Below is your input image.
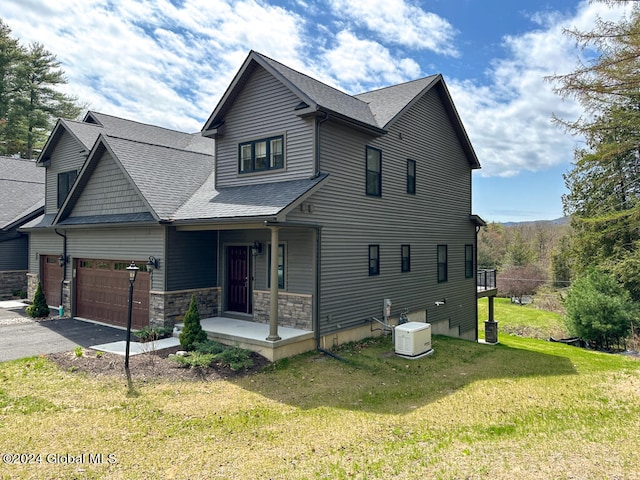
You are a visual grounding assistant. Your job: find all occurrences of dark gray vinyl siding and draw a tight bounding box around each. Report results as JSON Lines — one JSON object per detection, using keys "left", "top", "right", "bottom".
{"left": 65, "top": 226, "right": 166, "bottom": 290}
{"left": 69, "top": 152, "right": 148, "bottom": 217}
{"left": 29, "top": 231, "right": 63, "bottom": 273}
{"left": 0, "top": 236, "right": 28, "bottom": 270}
{"left": 166, "top": 228, "right": 218, "bottom": 291}
{"left": 45, "top": 131, "right": 88, "bottom": 215}
{"left": 288, "top": 87, "right": 477, "bottom": 336}
{"left": 215, "top": 65, "right": 315, "bottom": 187}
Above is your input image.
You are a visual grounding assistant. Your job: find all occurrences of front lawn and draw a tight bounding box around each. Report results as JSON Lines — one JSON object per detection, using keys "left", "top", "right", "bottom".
{"left": 1, "top": 326, "right": 639, "bottom": 479}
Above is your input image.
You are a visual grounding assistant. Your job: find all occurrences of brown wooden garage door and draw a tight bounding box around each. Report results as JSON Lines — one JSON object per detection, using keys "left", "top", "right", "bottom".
{"left": 76, "top": 259, "right": 149, "bottom": 329}
{"left": 41, "top": 255, "right": 62, "bottom": 307}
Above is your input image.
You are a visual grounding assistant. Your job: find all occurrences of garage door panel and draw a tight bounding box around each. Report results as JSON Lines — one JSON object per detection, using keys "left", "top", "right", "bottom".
{"left": 42, "top": 255, "right": 62, "bottom": 307}
{"left": 76, "top": 259, "right": 149, "bottom": 329}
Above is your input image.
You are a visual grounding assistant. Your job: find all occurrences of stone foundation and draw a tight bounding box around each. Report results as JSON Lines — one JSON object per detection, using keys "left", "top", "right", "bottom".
{"left": 253, "top": 290, "right": 312, "bottom": 330}
{"left": 0, "top": 270, "right": 28, "bottom": 297}
{"left": 27, "top": 273, "right": 39, "bottom": 302}
{"left": 149, "top": 287, "right": 220, "bottom": 329}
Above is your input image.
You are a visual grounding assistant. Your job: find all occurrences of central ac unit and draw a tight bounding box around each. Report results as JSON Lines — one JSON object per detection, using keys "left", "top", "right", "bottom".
{"left": 395, "top": 322, "right": 433, "bottom": 358}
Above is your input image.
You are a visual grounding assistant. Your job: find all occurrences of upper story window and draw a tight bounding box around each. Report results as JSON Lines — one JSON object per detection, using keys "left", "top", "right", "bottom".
{"left": 366, "top": 146, "right": 382, "bottom": 197}
{"left": 437, "top": 245, "right": 448, "bottom": 283}
{"left": 465, "top": 244, "right": 474, "bottom": 278}
{"left": 239, "top": 135, "right": 284, "bottom": 174}
{"left": 407, "top": 159, "right": 416, "bottom": 195}
{"left": 57, "top": 170, "right": 78, "bottom": 208}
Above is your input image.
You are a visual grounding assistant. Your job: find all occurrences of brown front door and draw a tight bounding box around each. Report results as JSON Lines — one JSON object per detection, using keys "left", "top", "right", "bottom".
{"left": 227, "top": 246, "right": 251, "bottom": 313}
{"left": 41, "top": 255, "right": 62, "bottom": 306}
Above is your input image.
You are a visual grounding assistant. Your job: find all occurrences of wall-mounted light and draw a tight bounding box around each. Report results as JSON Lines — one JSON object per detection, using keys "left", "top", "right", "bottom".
{"left": 58, "top": 254, "right": 68, "bottom": 267}
{"left": 434, "top": 299, "right": 446, "bottom": 307}
{"left": 147, "top": 256, "right": 159, "bottom": 272}
{"left": 251, "top": 241, "right": 263, "bottom": 256}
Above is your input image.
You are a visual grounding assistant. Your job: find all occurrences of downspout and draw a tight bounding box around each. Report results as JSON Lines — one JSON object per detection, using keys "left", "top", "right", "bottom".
{"left": 313, "top": 111, "right": 329, "bottom": 178}
{"left": 55, "top": 229, "right": 67, "bottom": 310}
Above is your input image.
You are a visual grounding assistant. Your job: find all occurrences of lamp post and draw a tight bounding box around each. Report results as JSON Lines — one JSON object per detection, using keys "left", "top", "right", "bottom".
{"left": 124, "top": 262, "right": 139, "bottom": 373}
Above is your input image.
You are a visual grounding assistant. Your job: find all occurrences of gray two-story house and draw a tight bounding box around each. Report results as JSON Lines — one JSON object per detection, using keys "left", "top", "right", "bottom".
{"left": 26, "top": 51, "right": 485, "bottom": 360}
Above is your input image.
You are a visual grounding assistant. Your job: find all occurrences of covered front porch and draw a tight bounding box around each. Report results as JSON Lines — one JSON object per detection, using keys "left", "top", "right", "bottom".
{"left": 174, "top": 316, "right": 315, "bottom": 362}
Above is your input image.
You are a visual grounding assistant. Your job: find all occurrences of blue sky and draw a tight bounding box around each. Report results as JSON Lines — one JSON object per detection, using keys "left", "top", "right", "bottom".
{"left": 0, "top": 0, "right": 633, "bottom": 222}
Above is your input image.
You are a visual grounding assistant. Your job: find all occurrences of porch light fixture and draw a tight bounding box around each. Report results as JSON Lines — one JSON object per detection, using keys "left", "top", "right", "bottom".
{"left": 124, "top": 261, "right": 139, "bottom": 378}
{"left": 146, "top": 256, "right": 159, "bottom": 271}
{"left": 251, "top": 241, "right": 263, "bottom": 256}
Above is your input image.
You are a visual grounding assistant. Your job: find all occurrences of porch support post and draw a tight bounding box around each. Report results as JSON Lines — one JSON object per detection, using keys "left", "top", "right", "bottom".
{"left": 267, "top": 226, "right": 281, "bottom": 341}
{"left": 488, "top": 295, "right": 495, "bottom": 322}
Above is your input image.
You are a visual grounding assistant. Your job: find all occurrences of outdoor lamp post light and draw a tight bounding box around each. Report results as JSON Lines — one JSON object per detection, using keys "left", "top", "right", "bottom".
{"left": 124, "top": 261, "right": 139, "bottom": 373}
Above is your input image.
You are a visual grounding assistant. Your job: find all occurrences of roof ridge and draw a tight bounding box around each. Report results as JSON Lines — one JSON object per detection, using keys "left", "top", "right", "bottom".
{"left": 355, "top": 74, "right": 439, "bottom": 97}
{"left": 103, "top": 134, "right": 213, "bottom": 156}
{"left": 253, "top": 51, "right": 369, "bottom": 106}
{"left": 89, "top": 111, "right": 200, "bottom": 135}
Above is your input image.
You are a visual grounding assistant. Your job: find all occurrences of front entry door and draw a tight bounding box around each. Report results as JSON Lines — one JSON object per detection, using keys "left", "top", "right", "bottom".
{"left": 227, "top": 246, "right": 251, "bottom": 313}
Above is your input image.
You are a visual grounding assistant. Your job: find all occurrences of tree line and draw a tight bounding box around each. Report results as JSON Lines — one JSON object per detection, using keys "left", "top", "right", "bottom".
{"left": 0, "top": 19, "right": 82, "bottom": 159}
{"left": 482, "top": 1, "right": 640, "bottom": 349}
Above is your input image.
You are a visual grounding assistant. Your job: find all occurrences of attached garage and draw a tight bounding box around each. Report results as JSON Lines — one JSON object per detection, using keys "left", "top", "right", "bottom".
{"left": 41, "top": 255, "right": 62, "bottom": 307}
{"left": 75, "top": 259, "right": 149, "bottom": 329}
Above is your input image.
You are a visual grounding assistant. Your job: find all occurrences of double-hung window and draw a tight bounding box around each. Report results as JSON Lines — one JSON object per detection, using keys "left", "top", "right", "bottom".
{"left": 437, "top": 245, "right": 448, "bottom": 283}
{"left": 369, "top": 245, "right": 380, "bottom": 276}
{"left": 239, "top": 135, "right": 284, "bottom": 173}
{"left": 366, "top": 146, "right": 382, "bottom": 196}
{"left": 57, "top": 170, "right": 78, "bottom": 208}
{"left": 407, "top": 159, "right": 416, "bottom": 194}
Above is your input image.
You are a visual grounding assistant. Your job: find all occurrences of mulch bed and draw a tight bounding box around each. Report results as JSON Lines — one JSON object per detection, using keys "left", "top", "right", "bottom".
{"left": 47, "top": 345, "right": 271, "bottom": 383}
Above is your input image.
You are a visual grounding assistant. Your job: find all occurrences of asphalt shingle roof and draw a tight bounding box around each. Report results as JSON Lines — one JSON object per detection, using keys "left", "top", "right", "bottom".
{"left": 173, "top": 174, "right": 329, "bottom": 222}
{"left": 0, "top": 157, "right": 45, "bottom": 230}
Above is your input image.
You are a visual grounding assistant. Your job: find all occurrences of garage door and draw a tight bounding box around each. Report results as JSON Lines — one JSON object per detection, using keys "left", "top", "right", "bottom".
{"left": 41, "top": 255, "right": 62, "bottom": 307}
{"left": 76, "top": 259, "right": 149, "bottom": 329}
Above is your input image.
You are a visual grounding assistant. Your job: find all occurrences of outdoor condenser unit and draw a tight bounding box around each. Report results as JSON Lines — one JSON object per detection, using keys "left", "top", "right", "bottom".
{"left": 395, "top": 322, "right": 433, "bottom": 358}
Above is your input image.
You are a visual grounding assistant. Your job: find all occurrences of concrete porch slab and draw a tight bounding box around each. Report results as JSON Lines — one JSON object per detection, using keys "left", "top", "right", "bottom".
{"left": 174, "top": 317, "right": 315, "bottom": 362}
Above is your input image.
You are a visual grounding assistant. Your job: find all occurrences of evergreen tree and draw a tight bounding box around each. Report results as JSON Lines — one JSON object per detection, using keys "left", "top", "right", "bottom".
{"left": 0, "top": 20, "right": 82, "bottom": 158}
{"left": 26, "top": 281, "right": 49, "bottom": 318}
{"left": 179, "top": 294, "right": 208, "bottom": 351}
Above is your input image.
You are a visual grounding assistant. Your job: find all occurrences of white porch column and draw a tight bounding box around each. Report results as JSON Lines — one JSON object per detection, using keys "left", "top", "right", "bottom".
{"left": 267, "top": 226, "right": 281, "bottom": 341}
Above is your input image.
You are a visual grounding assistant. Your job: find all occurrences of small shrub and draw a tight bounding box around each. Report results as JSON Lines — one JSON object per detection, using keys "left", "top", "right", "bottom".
{"left": 216, "top": 347, "right": 253, "bottom": 371}
{"left": 134, "top": 326, "right": 173, "bottom": 342}
{"left": 179, "top": 295, "right": 207, "bottom": 350}
{"left": 74, "top": 346, "right": 83, "bottom": 358}
{"left": 193, "top": 339, "right": 226, "bottom": 355}
{"left": 170, "top": 352, "right": 216, "bottom": 369}
{"left": 26, "top": 282, "right": 49, "bottom": 318}
{"left": 12, "top": 289, "right": 27, "bottom": 299}
{"left": 95, "top": 351, "right": 104, "bottom": 358}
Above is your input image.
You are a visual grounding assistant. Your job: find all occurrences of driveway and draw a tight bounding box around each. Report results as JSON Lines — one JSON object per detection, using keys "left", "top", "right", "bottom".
{"left": 0, "top": 301, "right": 129, "bottom": 362}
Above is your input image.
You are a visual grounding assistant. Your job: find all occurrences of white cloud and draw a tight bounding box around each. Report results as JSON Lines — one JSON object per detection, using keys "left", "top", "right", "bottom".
{"left": 451, "top": 0, "right": 634, "bottom": 178}
{"left": 328, "top": 0, "right": 459, "bottom": 56}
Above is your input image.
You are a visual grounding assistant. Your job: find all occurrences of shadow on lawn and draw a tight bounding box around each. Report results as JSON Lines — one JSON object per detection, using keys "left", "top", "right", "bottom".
{"left": 232, "top": 335, "right": 577, "bottom": 415}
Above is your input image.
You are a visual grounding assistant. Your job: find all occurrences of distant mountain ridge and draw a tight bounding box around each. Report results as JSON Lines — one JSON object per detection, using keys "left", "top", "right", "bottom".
{"left": 500, "top": 216, "right": 570, "bottom": 227}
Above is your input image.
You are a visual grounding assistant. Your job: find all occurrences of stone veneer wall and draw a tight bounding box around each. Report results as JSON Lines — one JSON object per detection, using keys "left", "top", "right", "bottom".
{"left": 0, "top": 270, "right": 28, "bottom": 297}
{"left": 253, "top": 290, "right": 312, "bottom": 330}
{"left": 27, "top": 273, "right": 38, "bottom": 302}
{"left": 149, "top": 287, "right": 220, "bottom": 329}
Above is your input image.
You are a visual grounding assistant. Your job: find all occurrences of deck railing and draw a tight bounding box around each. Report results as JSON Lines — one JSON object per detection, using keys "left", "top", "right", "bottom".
{"left": 477, "top": 269, "right": 497, "bottom": 291}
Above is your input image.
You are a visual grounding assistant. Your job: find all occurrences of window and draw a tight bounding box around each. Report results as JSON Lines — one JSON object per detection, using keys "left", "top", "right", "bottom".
{"left": 57, "top": 170, "right": 78, "bottom": 208}
{"left": 465, "top": 245, "right": 474, "bottom": 278}
{"left": 268, "top": 244, "right": 285, "bottom": 289}
{"left": 437, "top": 245, "right": 448, "bottom": 283}
{"left": 366, "top": 146, "right": 382, "bottom": 196}
{"left": 407, "top": 159, "right": 416, "bottom": 194}
{"left": 369, "top": 245, "right": 380, "bottom": 276}
{"left": 238, "top": 135, "right": 284, "bottom": 173}
{"left": 401, "top": 245, "right": 411, "bottom": 272}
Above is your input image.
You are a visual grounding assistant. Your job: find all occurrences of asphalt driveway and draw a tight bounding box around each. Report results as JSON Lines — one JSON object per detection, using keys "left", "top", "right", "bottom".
{"left": 0, "top": 301, "right": 129, "bottom": 362}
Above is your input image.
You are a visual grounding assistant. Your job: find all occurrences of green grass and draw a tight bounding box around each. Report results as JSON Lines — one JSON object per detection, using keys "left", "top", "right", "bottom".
{"left": 479, "top": 296, "right": 567, "bottom": 339}
{"left": 1, "top": 308, "right": 639, "bottom": 479}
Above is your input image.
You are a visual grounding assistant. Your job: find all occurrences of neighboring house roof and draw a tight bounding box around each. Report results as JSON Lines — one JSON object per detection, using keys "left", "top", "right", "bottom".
{"left": 55, "top": 134, "right": 215, "bottom": 224}
{"left": 202, "top": 50, "right": 480, "bottom": 169}
{"left": 0, "top": 156, "right": 45, "bottom": 231}
{"left": 173, "top": 174, "right": 329, "bottom": 223}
